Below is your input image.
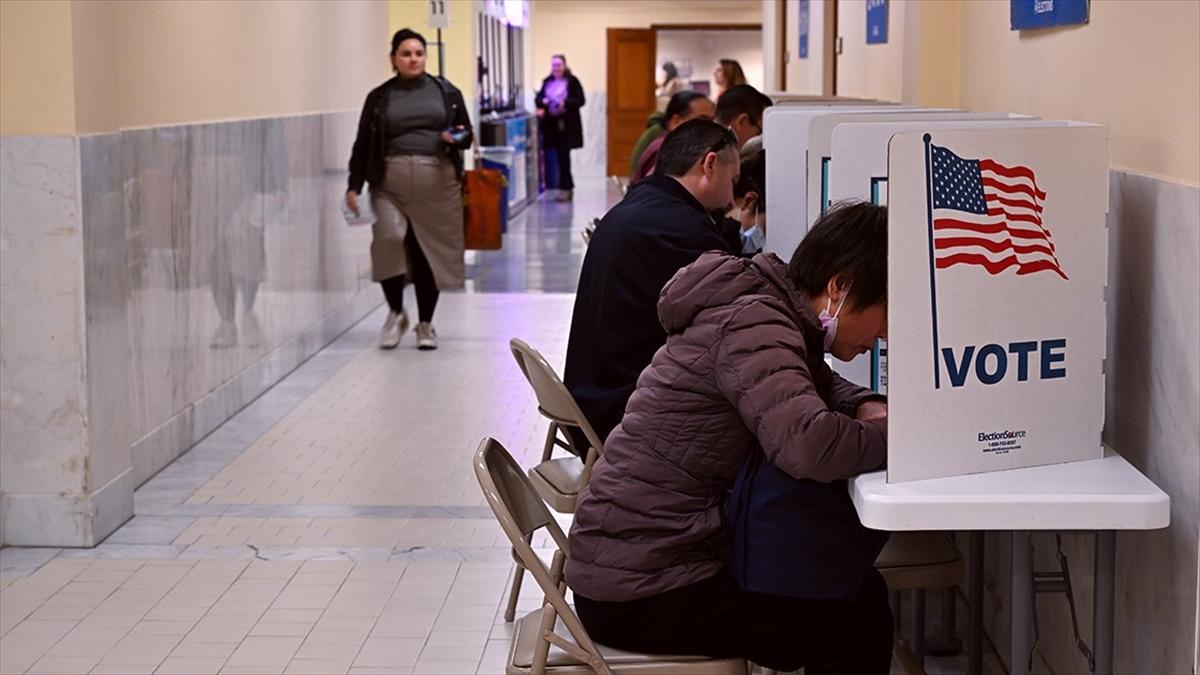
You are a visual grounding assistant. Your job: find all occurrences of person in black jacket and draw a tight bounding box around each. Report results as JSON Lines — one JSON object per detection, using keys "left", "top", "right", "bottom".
{"left": 563, "top": 120, "right": 743, "bottom": 447}
{"left": 346, "top": 28, "right": 473, "bottom": 351}
{"left": 535, "top": 55, "right": 585, "bottom": 202}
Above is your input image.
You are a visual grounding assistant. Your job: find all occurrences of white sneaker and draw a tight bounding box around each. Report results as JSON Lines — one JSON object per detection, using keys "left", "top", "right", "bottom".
{"left": 379, "top": 310, "right": 409, "bottom": 349}
{"left": 415, "top": 322, "right": 437, "bottom": 350}
{"left": 241, "top": 311, "right": 263, "bottom": 348}
{"left": 210, "top": 320, "right": 237, "bottom": 349}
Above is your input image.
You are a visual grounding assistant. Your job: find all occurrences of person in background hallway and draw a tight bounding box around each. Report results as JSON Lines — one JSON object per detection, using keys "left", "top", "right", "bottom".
{"left": 630, "top": 91, "right": 715, "bottom": 182}
{"left": 716, "top": 84, "right": 772, "bottom": 147}
{"left": 564, "top": 121, "right": 743, "bottom": 446}
{"left": 567, "top": 203, "right": 892, "bottom": 674}
{"left": 346, "top": 28, "right": 473, "bottom": 351}
{"left": 713, "top": 58, "right": 747, "bottom": 100}
{"left": 536, "top": 54, "right": 585, "bottom": 202}
{"left": 633, "top": 85, "right": 770, "bottom": 182}
{"left": 656, "top": 61, "right": 685, "bottom": 112}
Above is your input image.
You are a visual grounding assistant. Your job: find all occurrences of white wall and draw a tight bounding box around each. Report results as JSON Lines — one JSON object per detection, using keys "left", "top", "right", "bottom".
{"left": 657, "top": 30, "right": 764, "bottom": 94}
{"left": 784, "top": 0, "right": 829, "bottom": 95}
{"left": 834, "top": 0, "right": 905, "bottom": 102}
{"left": 529, "top": 0, "right": 761, "bottom": 98}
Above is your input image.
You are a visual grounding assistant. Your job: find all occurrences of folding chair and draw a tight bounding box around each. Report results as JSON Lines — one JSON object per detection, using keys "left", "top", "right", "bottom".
{"left": 503, "top": 338, "right": 606, "bottom": 621}
{"left": 473, "top": 437, "right": 749, "bottom": 675}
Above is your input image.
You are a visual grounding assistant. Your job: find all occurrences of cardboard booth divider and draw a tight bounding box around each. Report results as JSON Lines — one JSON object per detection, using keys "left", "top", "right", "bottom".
{"left": 819, "top": 116, "right": 1055, "bottom": 389}
{"left": 806, "top": 112, "right": 1035, "bottom": 227}
{"left": 885, "top": 125, "right": 1108, "bottom": 482}
{"left": 763, "top": 103, "right": 910, "bottom": 259}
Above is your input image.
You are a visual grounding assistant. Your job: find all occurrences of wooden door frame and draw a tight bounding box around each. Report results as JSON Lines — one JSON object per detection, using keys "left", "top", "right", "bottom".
{"left": 649, "top": 23, "right": 763, "bottom": 32}
{"left": 825, "top": 0, "right": 838, "bottom": 96}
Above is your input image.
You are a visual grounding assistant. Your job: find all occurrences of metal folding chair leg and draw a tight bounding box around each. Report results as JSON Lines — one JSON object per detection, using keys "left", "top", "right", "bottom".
{"left": 504, "top": 563, "right": 524, "bottom": 622}
{"left": 910, "top": 589, "right": 927, "bottom": 663}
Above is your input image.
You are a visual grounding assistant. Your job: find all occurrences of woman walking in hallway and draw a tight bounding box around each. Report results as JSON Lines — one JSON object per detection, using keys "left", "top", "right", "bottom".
{"left": 536, "top": 54, "right": 585, "bottom": 202}
{"left": 346, "top": 28, "right": 473, "bottom": 351}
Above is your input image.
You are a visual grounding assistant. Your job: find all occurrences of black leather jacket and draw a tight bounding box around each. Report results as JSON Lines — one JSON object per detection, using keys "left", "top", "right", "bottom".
{"left": 347, "top": 74, "right": 474, "bottom": 193}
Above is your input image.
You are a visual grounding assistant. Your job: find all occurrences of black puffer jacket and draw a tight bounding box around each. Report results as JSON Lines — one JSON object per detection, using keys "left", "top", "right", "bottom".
{"left": 347, "top": 74, "right": 473, "bottom": 192}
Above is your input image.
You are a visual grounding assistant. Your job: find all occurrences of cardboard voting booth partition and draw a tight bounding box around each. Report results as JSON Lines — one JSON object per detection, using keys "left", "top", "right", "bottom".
{"left": 807, "top": 112, "right": 1034, "bottom": 227}
{"left": 804, "top": 111, "right": 1026, "bottom": 388}
{"left": 885, "top": 126, "right": 1109, "bottom": 482}
{"left": 825, "top": 117, "right": 1062, "bottom": 391}
{"left": 763, "top": 102, "right": 909, "bottom": 259}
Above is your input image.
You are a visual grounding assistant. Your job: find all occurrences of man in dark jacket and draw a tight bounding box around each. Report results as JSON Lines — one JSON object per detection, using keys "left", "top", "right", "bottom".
{"left": 564, "top": 120, "right": 743, "bottom": 446}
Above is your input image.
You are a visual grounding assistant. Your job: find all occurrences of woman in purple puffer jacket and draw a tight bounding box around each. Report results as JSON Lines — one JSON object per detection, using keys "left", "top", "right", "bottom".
{"left": 565, "top": 202, "right": 892, "bottom": 674}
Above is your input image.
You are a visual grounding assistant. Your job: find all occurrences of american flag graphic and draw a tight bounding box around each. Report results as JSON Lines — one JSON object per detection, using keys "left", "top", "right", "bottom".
{"left": 929, "top": 143, "right": 1067, "bottom": 279}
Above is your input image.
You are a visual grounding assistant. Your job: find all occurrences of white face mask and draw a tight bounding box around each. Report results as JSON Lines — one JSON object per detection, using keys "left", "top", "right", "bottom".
{"left": 818, "top": 290, "right": 849, "bottom": 352}
{"left": 740, "top": 224, "right": 764, "bottom": 254}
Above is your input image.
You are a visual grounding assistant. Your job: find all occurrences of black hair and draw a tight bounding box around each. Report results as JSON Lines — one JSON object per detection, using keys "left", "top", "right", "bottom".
{"left": 391, "top": 29, "right": 427, "bottom": 54}
{"left": 715, "top": 84, "right": 773, "bottom": 127}
{"left": 734, "top": 149, "right": 765, "bottom": 201}
{"left": 787, "top": 201, "right": 888, "bottom": 310}
{"left": 661, "top": 91, "right": 709, "bottom": 128}
{"left": 662, "top": 61, "right": 678, "bottom": 82}
{"left": 653, "top": 119, "right": 739, "bottom": 178}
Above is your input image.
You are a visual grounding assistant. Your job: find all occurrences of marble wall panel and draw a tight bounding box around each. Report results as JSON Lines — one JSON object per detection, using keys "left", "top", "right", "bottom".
{"left": 109, "top": 111, "right": 376, "bottom": 483}
{"left": 79, "top": 133, "right": 133, "bottom": 493}
{"left": 0, "top": 135, "right": 91, "bottom": 545}
{"left": 576, "top": 90, "right": 608, "bottom": 176}
{"left": 973, "top": 170, "right": 1200, "bottom": 674}
{"left": 4, "top": 111, "right": 379, "bottom": 546}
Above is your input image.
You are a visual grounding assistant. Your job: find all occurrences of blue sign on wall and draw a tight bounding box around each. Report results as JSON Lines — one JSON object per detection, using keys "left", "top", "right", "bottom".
{"left": 798, "top": 0, "right": 809, "bottom": 59}
{"left": 866, "top": 0, "right": 888, "bottom": 45}
{"left": 1011, "top": 0, "right": 1089, "bottom": 30}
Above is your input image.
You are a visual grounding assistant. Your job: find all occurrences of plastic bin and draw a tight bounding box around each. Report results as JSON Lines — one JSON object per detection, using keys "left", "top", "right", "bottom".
{"left": 479, "top": 146, "right": 516, "bottom": 232}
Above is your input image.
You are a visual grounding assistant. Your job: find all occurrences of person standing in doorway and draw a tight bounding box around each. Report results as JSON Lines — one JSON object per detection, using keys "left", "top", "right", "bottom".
{"left": 713, "top": 58, "right": 747, "bottom": 100}
{"left": 536, "top": 54, "right": 586, "bottom": 202}
{"left": 346, "top": 28, "right": 474, "bottom": 351}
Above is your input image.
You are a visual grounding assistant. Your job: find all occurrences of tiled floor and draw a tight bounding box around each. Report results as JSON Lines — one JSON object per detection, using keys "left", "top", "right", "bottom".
{"left": 0, "top": 174, "right": 1002, "bottom": 675}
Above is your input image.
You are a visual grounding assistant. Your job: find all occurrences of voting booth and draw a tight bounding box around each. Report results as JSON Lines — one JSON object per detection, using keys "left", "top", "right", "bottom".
{"left": 763, "top": 103, "right": 1109, "bottom": 483}
{"left": 886, "top": 126, "right": 1108, "bottom": 482}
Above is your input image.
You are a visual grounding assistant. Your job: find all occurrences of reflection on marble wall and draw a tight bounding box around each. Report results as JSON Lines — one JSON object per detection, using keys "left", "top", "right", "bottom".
{"left": 97, "top": 112, "right": 376, "bottom": 484}
{"left": 972, "top": 170, "right": 1199, "bottom": 674}
{"left": 1, "top": 111, "right": 379, "bottom": 546}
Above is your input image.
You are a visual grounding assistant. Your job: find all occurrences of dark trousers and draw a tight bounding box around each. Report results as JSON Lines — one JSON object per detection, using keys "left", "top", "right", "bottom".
{"left": 379, "top": 227, "right": 439, "bottom": 323}
{"left": 545, "top": 143, "right": 574, "bottom": 191}
{"left": 573, "top": 569, "right": 893, "bottom": 674}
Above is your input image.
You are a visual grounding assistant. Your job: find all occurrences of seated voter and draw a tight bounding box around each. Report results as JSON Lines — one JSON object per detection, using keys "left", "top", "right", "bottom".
{"left": 729, "top": 145, "right": 766, "bottom": 254}
{"left": 563, "top": 120, "right": 743, "bottom": 446}
{"left": 565, "top": 203, "right": 892, "bottom": 674}
{"left": 629, "top": 91, "right": 715, "bottom": 183}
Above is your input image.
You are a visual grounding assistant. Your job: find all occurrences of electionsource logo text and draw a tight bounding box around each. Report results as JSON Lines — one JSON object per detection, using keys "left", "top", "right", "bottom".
{"left": 978, "top": 430, "right": 1027, "bottom": 442}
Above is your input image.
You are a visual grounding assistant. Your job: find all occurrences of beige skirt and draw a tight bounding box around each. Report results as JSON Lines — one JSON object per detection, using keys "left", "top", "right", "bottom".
{"left": 369, "top": 155, "right": 465, "bottom": 288}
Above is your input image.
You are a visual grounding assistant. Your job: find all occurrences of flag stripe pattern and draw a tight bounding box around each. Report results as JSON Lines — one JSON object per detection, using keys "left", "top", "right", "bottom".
{"left": 929, "top": 143, "right": 1067, "bottom": 279}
